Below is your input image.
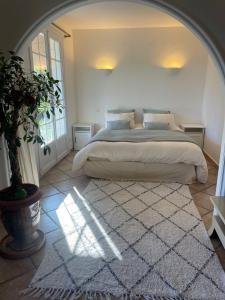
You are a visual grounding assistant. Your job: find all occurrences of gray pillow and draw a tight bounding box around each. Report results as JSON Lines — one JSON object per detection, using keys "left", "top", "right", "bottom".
{"left": 107, "top": 109, "right": 135, "bottom": 113}
{"left": 107, "top": 120, "right": 131, "bottom": 130}
{"left": 143, "top": 109, "right": 170, "bottom": 114}
{"left": 144, "top": 122, "right": 170, "bottom": 130}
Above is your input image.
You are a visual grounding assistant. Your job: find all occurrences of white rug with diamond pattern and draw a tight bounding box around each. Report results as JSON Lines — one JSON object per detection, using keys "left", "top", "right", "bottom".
{"left": 22, "top": 180, "right": 225, "bottom": 300}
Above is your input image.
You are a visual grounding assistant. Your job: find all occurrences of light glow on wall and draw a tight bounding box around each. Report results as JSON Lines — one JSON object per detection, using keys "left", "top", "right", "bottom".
{"left": 161, "top": 53, "right": 186, "bottom": 69}
{"left": 95, "top": 56, "right": 117, "bottom": 70}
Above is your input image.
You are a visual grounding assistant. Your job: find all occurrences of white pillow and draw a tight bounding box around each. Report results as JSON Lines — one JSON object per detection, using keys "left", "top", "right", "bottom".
{"left": 143, "top": 113, "right": 178, "bottom": 130}
{"left": 105, "top": 112, "right": 135, "bottom": 128}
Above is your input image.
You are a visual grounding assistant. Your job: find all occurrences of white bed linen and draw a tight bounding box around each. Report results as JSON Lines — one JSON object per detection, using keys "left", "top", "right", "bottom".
{"left": 73, "top": 141, "right": 208, "bottom": 183}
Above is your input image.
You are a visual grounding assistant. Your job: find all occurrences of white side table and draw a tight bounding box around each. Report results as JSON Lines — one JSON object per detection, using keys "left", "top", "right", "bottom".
{"left": 72, "top": 123, "right": 95, "bottom": 151}
{"left": 209, "top": 196, "right": 225, "bottom": 248}
{"left": 180, "top": 123, "right": 205, "bottom": 149}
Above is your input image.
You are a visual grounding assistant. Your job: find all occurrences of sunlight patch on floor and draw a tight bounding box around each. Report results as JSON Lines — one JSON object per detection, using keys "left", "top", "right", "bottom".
{"left": 54, "top": 187, "right": 122, "bottom": 260}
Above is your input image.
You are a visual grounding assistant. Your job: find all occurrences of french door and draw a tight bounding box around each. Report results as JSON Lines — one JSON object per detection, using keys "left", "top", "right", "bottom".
{"left": 31, "top": 29, "right": 68, "bottom": 175}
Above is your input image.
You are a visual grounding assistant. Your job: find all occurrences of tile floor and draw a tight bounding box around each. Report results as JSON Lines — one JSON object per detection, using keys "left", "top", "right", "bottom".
{"left": 0, "top": 151, "right": 224, "bottom": 299}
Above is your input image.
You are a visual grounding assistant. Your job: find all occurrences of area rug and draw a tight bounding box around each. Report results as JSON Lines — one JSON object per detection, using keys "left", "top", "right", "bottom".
{"left": 22, "top": 180, "right": 225, "bottom": 300}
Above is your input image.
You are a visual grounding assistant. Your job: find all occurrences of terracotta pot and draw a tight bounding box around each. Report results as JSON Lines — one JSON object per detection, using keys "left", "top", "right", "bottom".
{"left": 0, "top": 184, "right": 45, "bottom": 259}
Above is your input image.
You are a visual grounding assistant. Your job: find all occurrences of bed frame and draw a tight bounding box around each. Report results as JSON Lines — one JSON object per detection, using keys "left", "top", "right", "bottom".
{"left": 83, "top": 160, "right": 196, "bottom": 184}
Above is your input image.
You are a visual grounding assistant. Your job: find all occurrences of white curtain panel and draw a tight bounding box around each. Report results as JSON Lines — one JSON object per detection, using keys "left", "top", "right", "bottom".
{"left": 18, "top": 127, "right": 39, "bottom": 186}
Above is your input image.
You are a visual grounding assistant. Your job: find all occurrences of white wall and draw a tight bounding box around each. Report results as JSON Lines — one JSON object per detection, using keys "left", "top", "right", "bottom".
{"left": 202, "top": 55, "right": 225, "bottom": 164}
{"left": 73, "top": 27, "right": 208, "bottom": 130}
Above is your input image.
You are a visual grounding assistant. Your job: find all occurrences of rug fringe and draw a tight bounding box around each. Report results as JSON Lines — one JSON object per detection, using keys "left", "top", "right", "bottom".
{"left": 20, "top": 287, "right": 187, "bottom": 300}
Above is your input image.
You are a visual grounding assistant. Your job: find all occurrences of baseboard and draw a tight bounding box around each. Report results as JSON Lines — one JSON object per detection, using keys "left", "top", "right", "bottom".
{"left": 39, "top": 147, "right": 73, "bottom": 177}
{"left": 203, "top": 150, "right": 219, "bottom": 167}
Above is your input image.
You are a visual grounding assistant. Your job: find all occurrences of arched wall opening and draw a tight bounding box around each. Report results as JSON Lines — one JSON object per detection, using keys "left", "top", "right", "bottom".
{"left": 3, "top": 0, "right": 225, "bottom": 195}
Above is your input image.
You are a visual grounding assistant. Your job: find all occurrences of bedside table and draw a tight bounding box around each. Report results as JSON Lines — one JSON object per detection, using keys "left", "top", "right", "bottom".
{"left": 180, "top": 123, "right": 205, "bottom": 149}
{"left": 72, "top": 123, "right": 95, "bottom": 151}
{"left": 209, "top": 196, "right": 225, "bottom": 249}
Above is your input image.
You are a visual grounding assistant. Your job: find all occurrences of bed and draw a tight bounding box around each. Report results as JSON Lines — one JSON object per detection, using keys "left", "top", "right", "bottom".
{"left": 72, "top": 128, "right": 208, "bottom": 184}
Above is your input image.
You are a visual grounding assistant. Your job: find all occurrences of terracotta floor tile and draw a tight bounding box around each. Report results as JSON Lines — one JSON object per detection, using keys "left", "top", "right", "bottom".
{"left": 215, "top": 246, "right": 225, "bottom": 271}
{"left": 53, "top": 176, "right": 90, "bottom": 193}
{"left": 205, "top": 184, "right": 216, "bottom": 196}
{"left": 196, "top": 205, "right": 209, "bottom": 217}
{"left": 0, "top": 256, "right": 34, "bottom": 284}
{"left": 45, "top": 172, "right": 70, "bottom": 184}
{"left": 202, "top": 212, "right": 212, "bottom": 230}
{"left": 64, "top": 168, "right": 85, "bottom": 178}
{"left": 30, "top": 229, "right": 65, "bottom": 269}
{"left": 207, "top": 173, "right": 218, "bottom": 185}
{"left": 41, "top": 193, "right": 66, "bottom": 212}
{"left": 0, "top": 270, "right": 40, "bottom": 300}
{"left": 66, "top": 157, "right": 74, "bottom": 163}
{"left": 189, "top": 186, "right": 199, "bottom": 196}
{"left": 55, "top": 159, "right": 72, "bottom": 172}
{"left": 38, "top": 213, "right": 58, "bottom": 234}
{"left": 208, "top": 167, "right": 218, "bottom": 175}
{"left": 190, "top": 182, "right": 213, "bottom": 193}
{"left": 39, "top": 176, "right": 50, "bottom": 187}
{"left": 46, "top": 168, "right": 63, "bottom": 176}
{"left": 40, "top": 185, "right": 60, "bottom": 198}
{"left": 193, "top": 192, "right": 213, "bottom": 211}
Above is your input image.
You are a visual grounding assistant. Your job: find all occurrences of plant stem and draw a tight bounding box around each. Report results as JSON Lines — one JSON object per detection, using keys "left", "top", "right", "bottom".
{"left": 6, "top": 135, "right": 23, "bottom": 190}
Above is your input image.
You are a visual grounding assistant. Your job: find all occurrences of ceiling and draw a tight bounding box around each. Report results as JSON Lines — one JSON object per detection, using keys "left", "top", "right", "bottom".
{"left": 56, "top": 1, "right": 183, "bottom": 31}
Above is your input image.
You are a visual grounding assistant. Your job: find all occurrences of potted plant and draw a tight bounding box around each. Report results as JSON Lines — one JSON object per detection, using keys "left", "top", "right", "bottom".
{"left": 0, "top": 51, "right": 62, "bottom": 259}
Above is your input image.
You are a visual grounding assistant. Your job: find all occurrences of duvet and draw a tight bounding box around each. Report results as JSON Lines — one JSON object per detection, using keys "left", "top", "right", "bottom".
{"left": 72, "top": 129, "right": 208, "bottom": 183}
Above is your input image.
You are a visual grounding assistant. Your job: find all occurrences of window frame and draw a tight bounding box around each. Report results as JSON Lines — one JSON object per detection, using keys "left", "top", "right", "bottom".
{"left": 29, "top": 26, "right": 68, "bottom": 145}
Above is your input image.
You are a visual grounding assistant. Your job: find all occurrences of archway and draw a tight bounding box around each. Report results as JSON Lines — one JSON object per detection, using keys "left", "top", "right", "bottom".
{"left": 11, "top": 0, "right": 225, "bottom": 196}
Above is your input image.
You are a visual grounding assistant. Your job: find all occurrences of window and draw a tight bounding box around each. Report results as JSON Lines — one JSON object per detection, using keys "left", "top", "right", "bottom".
{"left": 31, "top": 33, "right": 47, "bottom": 73}
{"left": 31, "top": 30, "right": 67, "bottom": 145}
{"left": 49, "top": 37, "right": 66, "bottom": 138}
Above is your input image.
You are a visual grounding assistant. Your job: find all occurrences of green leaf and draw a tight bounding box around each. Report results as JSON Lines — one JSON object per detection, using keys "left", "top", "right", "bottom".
{"left": 36, "top": 135, "right": 43, "bottom": 144}
{"left": 43, "top": 147, "right": 47, "bottom": 155}
{"left": 15, "top": 137, "right": 21, "bottom": 147}
{"left": 11, "top": 55, "right": 24, "bottom": 62}
{"left": 46, "top": 111, "right": 50, "bottom": 119}
{"left": 27, "top": 136, "right": 33, "bottom": 143}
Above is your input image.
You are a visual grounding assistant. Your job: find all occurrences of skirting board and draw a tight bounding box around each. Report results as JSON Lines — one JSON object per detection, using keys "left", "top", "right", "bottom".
{"left": 39, "top": 148, "right": 72, "bottom": 177}
{"left": 203, "top": 149, "right": 219, "bottom": 167}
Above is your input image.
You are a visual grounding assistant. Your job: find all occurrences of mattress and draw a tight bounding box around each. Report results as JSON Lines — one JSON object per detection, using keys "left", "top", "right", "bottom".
{"left": 83, "top": 160, "right": 196, "bottom": 184}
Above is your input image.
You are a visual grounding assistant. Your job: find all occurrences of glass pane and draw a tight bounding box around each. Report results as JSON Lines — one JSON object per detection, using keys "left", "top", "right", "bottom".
{"left": 55, "top": 40, "right": 61, "bottom": 60}
{"left": 38, "top": 33, "right": 46, "bottom": 56}
{"left": 56, "top": 61, "right": 62, "bottom": 81}
{"left": 39, "top": 55, "right": 47, "bottom": 72}
{"left": 55, "top": 106, "right": 65, "bottom": 120}
{"left": 45, "top": 112, "right": 53, "bottom": 124}
{"left": 45, "top": 122, "right": 54, "bottom": 144}
{"left": 50, "top": 38, "right": 56, "bottom": 59}
{"left": 32, "top": 36, "right": 39, "bottom": 53}
{"left": 51, "top": 59, "right": 57, "bottom": 79}
{"left": 39, "top": 116, "right": 45, "bottom": 126}
{"left": 56, "top": 118, "right": 66, "bottom": 138}
{"left": 40, "top": 123, "right": 55, "bottom": 145}
{"left": 56, "top": 81, "right": 64, "bottom": 99}
{"left": 40, "top": 124, "right": 46, "bottom": 140}
{"left": 33, "top": 53, "right": 40, "bottom": 72}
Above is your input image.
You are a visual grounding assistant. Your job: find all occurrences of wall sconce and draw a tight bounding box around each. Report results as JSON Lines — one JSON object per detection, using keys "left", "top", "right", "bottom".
{"left": 95, "top": 57, "right": 116, "bottom": 74}
{"left": 160, "top": 54, "right": 186, "bottom": 70}
{"left": 95, "top": 68, "right": 113, "bottom": 75}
